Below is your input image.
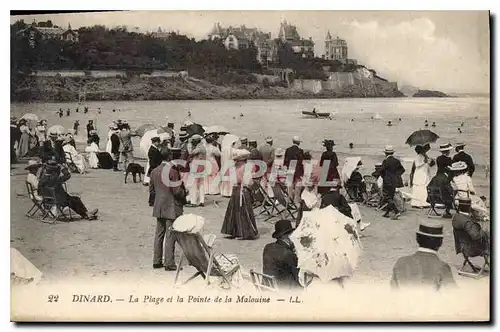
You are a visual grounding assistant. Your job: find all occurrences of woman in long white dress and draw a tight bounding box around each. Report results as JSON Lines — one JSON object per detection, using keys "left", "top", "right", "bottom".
{"left": 85, "top": 137, "right": 100, "bottom": 169}
{"left": 63, "top": 138, "right": 86, "bottom": 173}
{"left": 220, "top": 135, "right": 239, "bottom": 197}
{"left": 204, "top": 136, "right": 221, "bottom": 195}
{"left": 410, "top": 145, "right": 434, "bottom": 208}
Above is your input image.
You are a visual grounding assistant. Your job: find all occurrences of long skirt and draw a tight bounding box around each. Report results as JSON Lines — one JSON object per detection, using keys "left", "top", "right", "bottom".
{"left": 221, "top": 186, "right": 258, "bottom": 239}
{"left": 17, "top": 133, "right": 30, "bottom": 158}
{"left": 204, "top": 157, "right": 220, "bottom": 195}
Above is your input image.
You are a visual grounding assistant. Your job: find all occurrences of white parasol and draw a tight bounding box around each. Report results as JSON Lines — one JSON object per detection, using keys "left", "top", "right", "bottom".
{"left": 11, "top": 248, "right": 42, "bottom": 285}
{"left": 341, "top": 157, "right": 362, "bottom": 184}
{"left": 20, "top": 113, "right": 39, "bottom": 122}
{"left": 221, "top": 134, "right": 239, "bottom": 151}
{"left": 48, "top": 124, "right": 65, "bottom": 135}
{"left": 290, "top": 205, "right": 363, "bottom": 282}
{"left": 205, "top": 125, "right": 230, "bottom": 135}
{"left": 173, "top": 214, "right": 206, "bottom": 234}
{"left": 139, "top": 129, "right": 171, "bottom": 155}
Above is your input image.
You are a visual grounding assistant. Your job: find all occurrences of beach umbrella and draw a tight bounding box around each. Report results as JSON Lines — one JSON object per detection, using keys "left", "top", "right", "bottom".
{"left": 290, "top": 205, "right": 363, "bottom": 282}
{"left": 221, "top": 134, "right": 239, "bottom": 151}
{"left": 20, "top": 113, "right": 38, "bottom": 122}
{"left": 205, "top": 125, "right": 230, "bottom": 135}
{"left": 405, "top": 129, "right": 439, "bottom": 147}
{"left": 185, "top": 123, "right": 205, "bottom": 137}
{"left": 11, "top": 248, "right": 42, "bottom": 285}
{"left": 140, "top": 129, "right": 171, "bottom": 155}
{"left": 48, "top": 124, "right": 65, "bottom": 135}
{"left": 135, "top": 123, "right": 158, "bottom": 137}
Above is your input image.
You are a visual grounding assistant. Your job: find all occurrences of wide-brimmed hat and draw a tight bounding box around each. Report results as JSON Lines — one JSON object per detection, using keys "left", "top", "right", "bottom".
{"left": 323, "top": 139, "right": 335, "bottom": 146}
{"left": 416, "top": 221, "right": 444, "bottom": 238}
{"left": 25, "top": 159, "right": 42, "bottom": 170}
{"left": 448, "top": 161, "right": 467, "bottom": 171}
{"left": 439, "top": 143, "right": 453, "bottom": 152}
{"left": 272, "top": 219, "right": 295, "bottom": 239}
{"left": 275, "top": 148, "right": 285, "bottom": 157}
{"left": 265, "top": 136, "right": 273, "bottom": 143}
{"left": 384, "top": 145, "right": 394, "bottom": 154}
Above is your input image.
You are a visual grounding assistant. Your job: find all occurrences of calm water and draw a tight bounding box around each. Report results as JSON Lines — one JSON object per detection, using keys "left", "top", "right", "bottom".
{"left": 11, "top": 97, "right": 490, "bottom": 171}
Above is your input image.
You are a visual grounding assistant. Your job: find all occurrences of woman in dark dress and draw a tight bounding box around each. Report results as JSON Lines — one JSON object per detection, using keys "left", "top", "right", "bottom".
{"left": 345, "top": 160, "right": 367, "bottom": 202}
{"left": 317, "top": 139, "right": 340, "bottom": 195}
{"left": 221, "top": 149, "right": 259, "bottom": 240}
{"left": 427, "top": 143, "right": 454, "bottom": 218}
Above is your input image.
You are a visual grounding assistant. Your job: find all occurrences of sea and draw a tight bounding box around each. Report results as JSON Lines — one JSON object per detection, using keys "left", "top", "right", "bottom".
{"left": 11, "top": 97, "right": 491, "bottom": 176}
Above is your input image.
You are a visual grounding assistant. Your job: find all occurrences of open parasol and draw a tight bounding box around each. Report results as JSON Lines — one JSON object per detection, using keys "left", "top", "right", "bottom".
{"left": 185, "top": 123, "right": 205, "bottom": 137}
{"left": 341, "top": 157, "right": 362, "bottom": 184}
{"left": 221, "top": 134, "right": 239, "bottom": 151}
{"left": 205, "top": 125, "right": 230, "bottom": 135}
{"left": 20, "top": 113, "right": 39, "bottom": 122}
{"left": 48, "top": 124, "right": 65, "bottom": 135}
{"left": 135, "top": 123, "right": 158, "bottom": 137}
{"left": 290, "top": 205, "right": 363, "bottom": 282}
{"left": 405, "top": 130, "right": 439, "bottom": 147}
{"left": 140, "top": 129, "right": 171, "bottom": 156}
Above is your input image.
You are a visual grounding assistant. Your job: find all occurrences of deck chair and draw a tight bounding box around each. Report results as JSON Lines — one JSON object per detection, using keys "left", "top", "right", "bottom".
{"left": 64, "top": 152, "right": 80, "bottom": 174}
{"left": 453, "top": 228, "right": 490, "bottom": 279}
{"left": 173, "top": 231, "right": 241, "bottom": 290}
{"left": 251, "top": 181, "right": 286, "bottom": 222}
{"left": 427, "top": 187, "right": 452, "bottom": 217}
{"left": 363, "top": 175, "right": 382, "bottom": 207}
{"left": 25, "top": 181, "right": 49, "bottom": 219}
{"left": 272, "top": 182, "right": 299, "bottom": 220}
{"left": 249, "top": 269, "right": 279, "bottom": 292}
{"left": 40, "top": 183, "right": 74, "bottom": 222}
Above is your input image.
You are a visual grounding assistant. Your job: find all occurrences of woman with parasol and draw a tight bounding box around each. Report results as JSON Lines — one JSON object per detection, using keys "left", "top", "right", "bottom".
{"left": 409, "top": 144, "right": 435, "bottom": 208}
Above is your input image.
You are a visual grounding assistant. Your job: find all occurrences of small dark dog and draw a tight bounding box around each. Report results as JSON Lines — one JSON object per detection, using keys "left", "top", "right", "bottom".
{"left": 125, "top": 163, "right": 145, "bottom": 184}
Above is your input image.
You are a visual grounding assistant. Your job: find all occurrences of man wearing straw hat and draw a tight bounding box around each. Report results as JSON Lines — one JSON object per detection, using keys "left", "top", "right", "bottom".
{"left": 374, "top": 146, "right": 405, "bottom": 220}
{"left": 284, "top": 136, "right": 305, "bottom": 205}
{"left": 390, "top": 221, "right": 456, "bottom": 290}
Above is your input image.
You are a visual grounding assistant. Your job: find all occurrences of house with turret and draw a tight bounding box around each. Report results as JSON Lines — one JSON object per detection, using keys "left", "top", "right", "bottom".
{"left": 277, "top": 20, "right": 314, "bottom": 59}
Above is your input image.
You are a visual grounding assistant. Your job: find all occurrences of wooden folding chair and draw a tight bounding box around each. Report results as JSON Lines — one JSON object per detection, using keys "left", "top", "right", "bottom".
{"left": 251, "top": 181, "right": 286, "bottom": 222}
{"left": 426, "top": 187, "right": 447, "bottom": 217}
{"left": 173, "top": 231, "right": 241, "bottom": 290}
{"left": 249, "top": 269, "right": 279, "bottom": 292}
{"left": 40, "top": 183, "right": 74, "bottom": 222}
{"left": 363, "top": 175, "right": 382, "bottom": 207}
{"left": 453, "top": 228, "right": 490, "bottom": 279}
{"left": 25, "top": 181, "right": 49, "bottom": 219}
{"left": 273, "top": 181, "right": 299, "bottom": 220}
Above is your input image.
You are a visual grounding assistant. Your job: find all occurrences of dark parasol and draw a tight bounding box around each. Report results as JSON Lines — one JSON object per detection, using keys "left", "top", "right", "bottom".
{"left": 185, "top": 123, "right": 205, "bottom": 137}
{"left": 405, "top": 130, "right": 439, "bottom": 147}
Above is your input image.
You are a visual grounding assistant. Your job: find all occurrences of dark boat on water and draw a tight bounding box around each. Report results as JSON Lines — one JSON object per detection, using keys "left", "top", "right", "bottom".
{"left": 302, "top": 111, "right": 331, "bottom": 118}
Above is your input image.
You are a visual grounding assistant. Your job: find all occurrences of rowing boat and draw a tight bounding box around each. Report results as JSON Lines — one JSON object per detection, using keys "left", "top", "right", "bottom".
{"left": 302, "top": 111, "right": 331, "bottom": 118}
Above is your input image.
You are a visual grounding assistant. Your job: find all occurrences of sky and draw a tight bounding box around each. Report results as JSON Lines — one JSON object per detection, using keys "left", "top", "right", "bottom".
{"left": 10, "top": 11, "right": 490, "bottom": 93}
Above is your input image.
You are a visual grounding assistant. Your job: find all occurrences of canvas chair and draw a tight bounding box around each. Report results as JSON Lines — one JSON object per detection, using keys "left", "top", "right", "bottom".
{"left": 251, "top": 181, "right": 286, "bottom": 222}
{"left": 249, "top": 269, "right": 279, "bottom": 292}
{"left": 272, "top": 181, "right": 299, "bottom": 220}
{"left": 452, "top": 227, "right": 490, "bottom": 279}
{"left": 173, "top": 231, "right": 241, "bottom": 290}
{"left": 64, "top": 152, "right": 80, "bottom": 174}
{"left": 363, "top": 175, "right": 383, "bottom": 207}
{"left": 427, "top": 187, "right": 454, "bottom": 217}
{"left": 40, "top": 183, "right": 74, "bottom": 222}
{"left": 25, "top": 181, "right": 50, "bottom": 219}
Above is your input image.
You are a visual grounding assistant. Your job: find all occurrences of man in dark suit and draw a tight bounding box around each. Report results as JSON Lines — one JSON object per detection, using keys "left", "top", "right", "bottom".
{"left": 453, "top": 143, "right": 475, "bottom": 177}
{"left": 374, "top": 146, "right": 405, "bottom": 219}
{"left": 147, "top": 137, "right": 163, "bottom": 176}
{"left": 38, "top": 160, "right": 98, "bottom": 220}
{"left": 391, "top": 221, "right": 456, "bottom": 290}
{"left": 40, "top": 132, "right": 66, "bottom": 164}
{"left": 263, "top": 219, "right": 301, "bottom": 289}
{"left": 284, "top": 136, "right": 305, "bottom": 205}
{"left": 150, "top": 147, "right": 187, "bottom": 271}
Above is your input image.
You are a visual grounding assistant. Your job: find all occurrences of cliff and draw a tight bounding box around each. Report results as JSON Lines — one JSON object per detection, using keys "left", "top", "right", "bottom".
{"left": 11, "top": 74, "right": 404, "bottom": 102}
{"left": 412, "top": 89, "right": 450, "bottom": 98}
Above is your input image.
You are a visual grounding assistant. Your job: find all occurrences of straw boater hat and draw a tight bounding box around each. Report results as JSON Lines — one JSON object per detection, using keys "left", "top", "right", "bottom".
{"left": 272, "top": 219, "right": 295, "bottom": 239}
{"left": 248, "top": 139, "right": 257, "bottom": 145}
{"left": 416, "top": 221, "right": 444, "bottom": 238}
{"left": 384, "top": 145, "right": 394, "bottom": 154}
{"left": 190, "top": 134, "right": 202, "bottom": 142}
{"left": 265, "top": 136, "right": 273, "bottom": 143}
{"left": 292, "top": 136, "right": 302, "bottom": 143}
{"left": 438, "top": 143, "right": 453, "bottom": 152}
{"left": 178, "top": 130, "right": 188, "bottom": 139}
{"left": 25, "top": 159, "right": 42, "bottom": 170}
{"left": 240, "top": 137, "right": 248, "bottom": 144}
{"left": 275, "top": 148, "right": 285, "bottom": 157}
{"left": 455, "top": 142, "right": 466, "bottom": 149}
{"left": 448, "top": 161, "right": 467, "bottom": 171}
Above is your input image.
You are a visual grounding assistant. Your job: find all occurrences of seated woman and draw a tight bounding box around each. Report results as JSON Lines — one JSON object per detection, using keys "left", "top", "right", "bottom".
{"left": 344, "top": 160, "right": 367, "bottom": 203}
{"left": 452, "top": 197, "right": 489, "bottom": 256}
{"left": 62, "top": 137, "right": 86, "bottom": 174}
{"left": 320, "top": 179, "right": 353, "bottom": 219}
{"left": 296, "top": 178, "right": 321, "bottom": 226}
{"left": 85, "top": 136, "right": 100, "bottom": 169}
{"left": 450, "top": 161, "right": 489, "bottom": 221}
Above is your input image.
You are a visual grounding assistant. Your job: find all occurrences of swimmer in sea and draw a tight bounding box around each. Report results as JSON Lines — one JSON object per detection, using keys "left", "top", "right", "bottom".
{"left": 349, "top": 143, "right": 354, "bottom": 149}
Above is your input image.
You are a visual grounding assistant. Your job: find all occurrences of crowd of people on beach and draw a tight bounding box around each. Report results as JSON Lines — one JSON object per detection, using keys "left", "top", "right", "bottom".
{"left": 11, "top": 107, "right": 490, "bottom": 291}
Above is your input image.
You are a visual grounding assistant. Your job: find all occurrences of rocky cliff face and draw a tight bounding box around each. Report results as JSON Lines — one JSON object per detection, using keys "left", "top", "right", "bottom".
{"left": 11, "top": 75, "right": 404, "bottom": 102}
